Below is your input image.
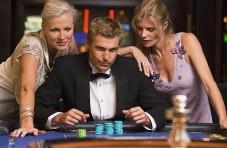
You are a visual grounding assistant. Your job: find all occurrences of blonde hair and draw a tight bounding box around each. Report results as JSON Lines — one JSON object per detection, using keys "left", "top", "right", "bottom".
{"left": 41, "top": 0, "right": 77, "bottom": 28}
{"left": 87, "top": 17, "right": 122, "bottom": 44}
{"left": 132, "top": 0, "right": 173, "bottom": 37}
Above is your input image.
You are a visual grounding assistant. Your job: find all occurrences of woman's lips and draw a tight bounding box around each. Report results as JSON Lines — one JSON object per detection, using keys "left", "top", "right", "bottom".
{"left": 56, "top": 41, "right": 67, "bottom": 46}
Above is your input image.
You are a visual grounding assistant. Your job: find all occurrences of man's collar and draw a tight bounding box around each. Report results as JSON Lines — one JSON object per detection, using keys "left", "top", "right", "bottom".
{"left": 89, "top": 61, "right": 111, "bottom": 75}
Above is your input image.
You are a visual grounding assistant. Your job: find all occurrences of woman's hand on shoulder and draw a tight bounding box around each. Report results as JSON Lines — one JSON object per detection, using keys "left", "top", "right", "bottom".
{"left": 131, "top": 46, "right": 152, "bottom": 77}
{"left": 119, "top": 46, "right": 152, "bottom": 77}
{"left": 10, "top": 127, "right": 45, "bottom": 137}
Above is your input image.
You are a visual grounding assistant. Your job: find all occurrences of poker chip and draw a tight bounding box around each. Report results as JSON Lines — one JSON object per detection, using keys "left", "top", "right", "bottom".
{"left": 104, "top": 122, "right": 114, "bottom": 135}
{"left": 114, "top": 121, "right": 123, "bottom": 128}
{"left": 94, "top": 121, "right": 124, "bottom": 135}
{"left": 114, "top": 120, "right": 123, "bottom": 135}
{"left": 95, "top": 124, "right": 104, "bottom": 135}
{"left": 77, "top": 129, "right": 86, "bottom": 138}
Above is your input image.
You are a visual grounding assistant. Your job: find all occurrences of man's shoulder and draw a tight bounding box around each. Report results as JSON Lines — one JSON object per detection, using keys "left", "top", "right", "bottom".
{"left": 116, "top": 56, "right": 138, "bottom": 69}
{"left": 55, "top": 52, "right": 88, "bottom": 64}
{"left": 51, "top": 53, "right": 88, "bottom": 77}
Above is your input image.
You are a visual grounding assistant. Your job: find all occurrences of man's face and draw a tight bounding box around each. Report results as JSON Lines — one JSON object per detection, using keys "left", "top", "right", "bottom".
{"left": 88, "top": 34, "right": 120, "bottom": 72}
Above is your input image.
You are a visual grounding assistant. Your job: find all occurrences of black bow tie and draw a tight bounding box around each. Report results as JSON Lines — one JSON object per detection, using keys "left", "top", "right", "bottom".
{"left": 90, "top": 73, "right": 110, "bottom": 81}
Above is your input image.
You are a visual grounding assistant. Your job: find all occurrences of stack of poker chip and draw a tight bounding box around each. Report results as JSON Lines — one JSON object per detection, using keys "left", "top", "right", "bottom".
{"left": 114, "top": 120, "right": 123, "bottom": 135}
{"left": 77, "top": 129, "right": 86, "bottom": 138}
{"left": 94, "top": 121, "right": 124, "bottom": 135}
{"left": 95, "top": 123, "right": 104, "bottom": 135}
{"left": 104, "top": 122, "right": 114, "bottom": 135}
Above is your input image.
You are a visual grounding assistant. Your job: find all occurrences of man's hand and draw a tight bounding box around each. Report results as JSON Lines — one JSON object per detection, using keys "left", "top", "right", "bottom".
{"left": 122, "top": 106, "right": 151, "bottom": 126}
{"left": 51, "top": 108, "right": 90, "bottom": 126}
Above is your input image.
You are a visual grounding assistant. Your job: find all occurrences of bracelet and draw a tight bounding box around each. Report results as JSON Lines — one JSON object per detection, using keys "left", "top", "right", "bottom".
{"left": 20, "top": 108, "right": 34, "bottom": 116}
{"left": 20, "top": 111, "right": 34, "bottom": 120}
{"left": 20, "top": 108, "right": 34, "bottom": 120}
{"left": 20, "top": 114, "right": 34, "bottom": 121}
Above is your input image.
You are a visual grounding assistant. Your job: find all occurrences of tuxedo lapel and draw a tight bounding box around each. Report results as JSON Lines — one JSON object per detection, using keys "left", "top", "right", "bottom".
{"left": 112, "top": 57, "right": 129, "bottom": 118}
{"left": 74, "top": 54, "right": 91, "bottom": 115}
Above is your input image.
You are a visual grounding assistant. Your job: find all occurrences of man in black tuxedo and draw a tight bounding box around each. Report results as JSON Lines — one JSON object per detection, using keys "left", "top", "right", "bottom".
{"left": 35, "top": 17, "right": 169, "bottom": 130}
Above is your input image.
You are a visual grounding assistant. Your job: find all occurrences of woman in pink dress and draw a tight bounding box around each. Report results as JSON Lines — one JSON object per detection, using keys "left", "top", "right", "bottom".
{"left": 119, "top": 0, "right": 227, "bottom": 128}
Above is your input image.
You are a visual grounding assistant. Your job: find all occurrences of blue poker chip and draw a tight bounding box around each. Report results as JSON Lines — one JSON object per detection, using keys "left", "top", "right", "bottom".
{"left": 104, "top": 122, "right": 114, "bottom": 135}
{"left": 95, "top": 124, "right": 104, "bottom": 135}
{"left": 114, "top": 121, "right": 123, "bottom": 124}
{"left": 114, "top": 121, "right": 123, "bottom": 128}
{"left": 114, "top": 120, "right": 124, "bottom": 135}
{"left": 115, "top": 128, "right": 123, "bottom": 135}
{"left": 104, "top": 122, "right": 113, "bottom": 126}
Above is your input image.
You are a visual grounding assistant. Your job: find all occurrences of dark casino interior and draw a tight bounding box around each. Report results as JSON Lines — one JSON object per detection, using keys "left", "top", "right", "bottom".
{"left": 0, "top": 0, "right": 226, "bottom": 83}
{"left": 0, "top": 0, "right": 225, "bottom": 82}
{"left": 0, "top": 0, "right": 227, "bottom": 147}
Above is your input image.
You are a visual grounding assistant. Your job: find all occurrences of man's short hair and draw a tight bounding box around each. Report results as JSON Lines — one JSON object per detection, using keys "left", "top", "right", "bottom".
{"left": 87, "top": 17, "right": 122, "bottom": 43}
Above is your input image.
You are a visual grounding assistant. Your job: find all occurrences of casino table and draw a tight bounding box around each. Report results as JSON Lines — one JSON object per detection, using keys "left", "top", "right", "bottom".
{"left": 0, "top": 122, "right": 227, "bottom": 148}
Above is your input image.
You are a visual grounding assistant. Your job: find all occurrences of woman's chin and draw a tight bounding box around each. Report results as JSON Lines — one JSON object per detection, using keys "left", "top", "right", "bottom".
{"left": 143, "top": 44, "right": 151, "bottom": 48}
{"left": 143, "top": 42, "right": 154, "bottom": 48}
{"left": 56, "top": 46, "right": 68, "bottom": 51}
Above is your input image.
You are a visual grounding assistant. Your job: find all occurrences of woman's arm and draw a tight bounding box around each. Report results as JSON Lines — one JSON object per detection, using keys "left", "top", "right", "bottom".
{"left": 11, "top": 54, "right": 44, "bottom": 137}
{"left": 118, "top": 46, "right": 135, "bottom": 56}
{"left": 183, "top": 32, "right": 227, "bottom": 129}
{"left": 118, "top": 46, "right": 152, "bottom": 77}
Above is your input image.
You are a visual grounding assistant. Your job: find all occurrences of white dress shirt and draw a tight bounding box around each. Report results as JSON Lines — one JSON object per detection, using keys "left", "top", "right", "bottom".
{"left": 89, "top": 65, "right": 117, "bottom": 120}
{"left": 46, "top": 63, "right": 156, "bottom": 130}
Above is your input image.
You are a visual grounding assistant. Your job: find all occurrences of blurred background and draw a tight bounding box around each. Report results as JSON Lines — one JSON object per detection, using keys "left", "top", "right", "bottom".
{"left": 0, "top": 0, "right": 226, "bottom": 82}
